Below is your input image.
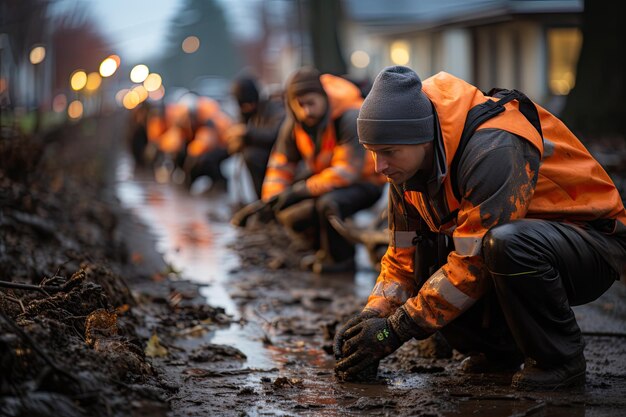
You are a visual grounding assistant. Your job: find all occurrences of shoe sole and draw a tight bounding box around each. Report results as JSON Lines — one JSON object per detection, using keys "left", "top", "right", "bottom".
{"left": 511, "top": 371, "right": 586, "bottom": 391}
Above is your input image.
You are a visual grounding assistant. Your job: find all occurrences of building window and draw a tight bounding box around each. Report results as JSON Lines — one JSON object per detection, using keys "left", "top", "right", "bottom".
{"left": 548, "top": 28, "right": 582, "bottom": 95}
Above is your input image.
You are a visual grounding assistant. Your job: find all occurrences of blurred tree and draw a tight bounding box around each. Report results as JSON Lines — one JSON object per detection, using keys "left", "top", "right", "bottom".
{"left": 306, "top": 0, "right": 347, "bottom": 75}
{"left": 156, "top": 0, "right": 241, "bottom": 90}
{"left": 51, "top": 6, "right": 112, "bottom": 92}
{"left": 561, "top": 0, "right": 626, "bottom": 139}
{"left": 0, "top": 0, "right": 48, "bottom": 111}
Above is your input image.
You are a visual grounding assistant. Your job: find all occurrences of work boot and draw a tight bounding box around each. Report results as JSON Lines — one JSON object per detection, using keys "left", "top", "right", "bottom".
{"left": 460, "top": 353, "right": 522, "bottom": 374}
{"left": 511, "top": 353, "right": 586, "bottom": 391}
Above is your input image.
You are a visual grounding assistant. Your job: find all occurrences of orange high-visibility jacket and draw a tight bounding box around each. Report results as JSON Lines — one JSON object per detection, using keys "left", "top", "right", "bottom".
{"left": 261, "top": 74, "right": 383, "bottom": 199}
{"left": 365, "top": 72, "right": 626, "bottom": 332}
{"left": 187, "top": 97, "right": 233, "bottom": 157}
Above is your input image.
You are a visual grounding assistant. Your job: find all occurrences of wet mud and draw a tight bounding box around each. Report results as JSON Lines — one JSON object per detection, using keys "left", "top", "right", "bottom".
{"left": 1, "top": 112, "right": 625, "bottom": 417}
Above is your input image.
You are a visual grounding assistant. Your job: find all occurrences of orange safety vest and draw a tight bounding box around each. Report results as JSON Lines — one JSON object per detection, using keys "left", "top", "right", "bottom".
{"left": 366, "top": 71, "right": 626, "bottom": 332}
{"left": 262, "top": 74, "right": 383, "bottom": 199}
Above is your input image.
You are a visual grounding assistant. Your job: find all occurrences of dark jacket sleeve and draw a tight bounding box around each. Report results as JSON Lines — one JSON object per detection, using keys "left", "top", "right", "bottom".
{"left": 245, "top": 99, "right": 286, "bottom": 149}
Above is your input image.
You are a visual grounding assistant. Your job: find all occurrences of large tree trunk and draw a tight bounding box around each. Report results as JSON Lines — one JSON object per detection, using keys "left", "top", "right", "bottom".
{"left": 560, "top": 1, "right": 626, "bottom": 140}
{"left": 307, "top": 0, "right": 347, "bottom": 75}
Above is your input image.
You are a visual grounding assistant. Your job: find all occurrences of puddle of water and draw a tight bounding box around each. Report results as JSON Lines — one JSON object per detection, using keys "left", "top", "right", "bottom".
{"left": 115, "top": 154, "right": 276, "bottom": 368}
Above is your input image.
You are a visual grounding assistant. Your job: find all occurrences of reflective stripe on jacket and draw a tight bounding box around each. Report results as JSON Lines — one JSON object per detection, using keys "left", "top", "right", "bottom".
{"left": 262, "top": 74, "right": 383, "bottom": 199}
{"left": 365, "top": 71, "right": 626, "bottom": 332}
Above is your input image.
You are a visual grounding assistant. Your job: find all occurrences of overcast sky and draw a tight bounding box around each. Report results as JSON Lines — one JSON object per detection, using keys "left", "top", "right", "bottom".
{"left": 50, "top": 0, "right": 262, "bottom": 64}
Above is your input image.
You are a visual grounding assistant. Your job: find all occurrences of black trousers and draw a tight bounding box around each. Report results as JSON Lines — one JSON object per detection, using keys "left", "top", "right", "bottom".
{"left": 276, "top": 182, "right": 383, "bottom": 263}
{"left": 241, "top": 146, "right": 271, "bottom": 199}
{"left": 186, "top": 148, "right": 230, "bottom": 185}
{"left": 442, "top": 219, "right": 624, "bottom": 367}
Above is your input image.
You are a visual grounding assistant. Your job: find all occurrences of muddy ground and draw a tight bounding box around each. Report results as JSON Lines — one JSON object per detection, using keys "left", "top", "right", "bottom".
{"left": 1, "top": 112, "right": 625, "bottom": 417}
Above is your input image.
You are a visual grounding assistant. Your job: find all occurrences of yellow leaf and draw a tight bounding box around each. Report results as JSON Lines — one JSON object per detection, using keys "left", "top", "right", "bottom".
{"left": 145, "top": 332, "right": 169, "bottom": 358}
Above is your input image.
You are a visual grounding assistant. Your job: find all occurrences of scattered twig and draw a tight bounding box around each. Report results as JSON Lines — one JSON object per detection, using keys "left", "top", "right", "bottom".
{"left": 0, "top": 279, "right": 65, "bottom": 294}
{"left": 0, "top": 291, "right": 26, "bottom": 314}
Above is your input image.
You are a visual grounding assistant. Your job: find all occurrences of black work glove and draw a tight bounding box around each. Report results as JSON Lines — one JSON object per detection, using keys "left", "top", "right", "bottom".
{"left": 333, "top": 309, "right": 379, "bottom": 360}
{"left": 335, "top": 307, "right": 431, "bottom": 382}
{"left": 271, "top": 181, "right": 311, "bottom": 212}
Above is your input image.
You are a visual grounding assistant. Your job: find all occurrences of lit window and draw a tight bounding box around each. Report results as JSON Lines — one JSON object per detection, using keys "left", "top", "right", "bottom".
{"left": 548, "top": 28, "right": 582, "bottom": 95}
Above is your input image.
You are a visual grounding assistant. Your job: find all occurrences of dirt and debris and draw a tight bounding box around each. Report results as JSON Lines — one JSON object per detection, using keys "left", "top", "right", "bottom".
{"left": 1, "top": 112, "right": 626, "bottom": 416}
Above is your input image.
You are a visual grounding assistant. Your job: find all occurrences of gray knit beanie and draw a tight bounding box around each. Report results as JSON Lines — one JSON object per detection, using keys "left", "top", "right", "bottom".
{"left": 358, "top": 66, "right": 434, "bottom": 145}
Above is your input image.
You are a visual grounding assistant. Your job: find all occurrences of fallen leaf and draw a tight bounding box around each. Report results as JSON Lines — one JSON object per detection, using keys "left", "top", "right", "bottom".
{"left": 145, "top": 332, "right": 169, "bottom": 358}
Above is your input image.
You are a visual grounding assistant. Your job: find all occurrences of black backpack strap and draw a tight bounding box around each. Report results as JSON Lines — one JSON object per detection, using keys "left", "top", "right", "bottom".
{"left": 450, "top": 89, "right": 543, "bottom": 202}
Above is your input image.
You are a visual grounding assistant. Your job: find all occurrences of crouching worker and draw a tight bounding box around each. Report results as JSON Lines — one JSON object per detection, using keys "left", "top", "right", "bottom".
{"left": 261, "top": 67, "right": 385, "bottom": 274}
{"left": 334, "top": 66, "right": 626, "bottom": 390}
{"left": 184, "top": 96, "right": 233, "bottom": 190}
{"left": 225, "top": 74, "right": 286, "bottom": 199}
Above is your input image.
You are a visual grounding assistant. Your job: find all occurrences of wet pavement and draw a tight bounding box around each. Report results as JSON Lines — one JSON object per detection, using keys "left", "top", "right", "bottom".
{"left": 114, "top": 143, "right": 626, "bottom": 416}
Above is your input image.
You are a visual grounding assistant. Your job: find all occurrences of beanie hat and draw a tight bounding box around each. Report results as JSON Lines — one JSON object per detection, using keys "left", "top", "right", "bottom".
{"left": 231, "top": 76, "right": 259, "bottom": 104}
{"left": 285, "top": 67, "right": 325, "bottom": 101}
{"left": 358, "top": 66, "right": 434, "bottom": 145}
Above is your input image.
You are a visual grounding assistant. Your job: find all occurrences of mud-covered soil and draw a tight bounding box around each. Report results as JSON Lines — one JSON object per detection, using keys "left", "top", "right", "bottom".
{"left": 1, "top": 112, "right": 626, "bottom": 417}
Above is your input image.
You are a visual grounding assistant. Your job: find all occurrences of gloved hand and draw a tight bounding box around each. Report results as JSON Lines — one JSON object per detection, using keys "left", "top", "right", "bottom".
{"left": 335, "top": 307, "right": 431, "bottom": 382}
{"left": 333, "top": 310, "right": 379, "bottom": 360}
{"left": 271, "top": 181, "right": 311, "bottom": 212}
{"left": 334, "top": 317, "right": 401, "bottom": 380}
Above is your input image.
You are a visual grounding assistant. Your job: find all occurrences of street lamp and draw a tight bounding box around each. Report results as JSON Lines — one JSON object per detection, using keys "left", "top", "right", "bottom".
{"left": 143, "top": 73, "right": 162, "bottom": 92}
{"left": 99, "top": 55, "right": 120, "bottom": 77}
{"left": 29, "top": 45, "right": 46, "bottom": 65}
{"left": 130, "top": 64, "right": 149, "bottom": 83}
{"left": 70, "top": 70, "right": 87, "bottom": 91}
{"left": 182, "top": 36, "right": 200, "bottom": 53}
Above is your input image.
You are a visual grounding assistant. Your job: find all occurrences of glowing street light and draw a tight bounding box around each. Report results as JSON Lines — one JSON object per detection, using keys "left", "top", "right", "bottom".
{"left": 143, "top": 73, "right": 162, "bottom": 92}
{"left": 148, "top": 85, "right": 165, "bottom": 101}
{"left": 182, "top": 36, "right": 200, "bottom": 53}
{"left": 67, "top": 100, "right": 83, "bottom": 119}
{"left": 70, "top": 70, "right": 88, "bottom": 91}
{"left": 350, "top": 50, "right": 370, "bottom": 69}
{"left": 390, "top": 40, "right": 410, "bottom": 66}
{"left": 99, "top": 55, "right": 119, "bottom": 77}
{"left": 130, "top": 64, "right": 149, "bottom": 83}
{"left": 29, "top": 46, "right": 46, "bottom": 64}
{"left": 85, "top": 72, "right": 102, "bottom": 92}
{"left": 122, "top": 90, "right": 140, "bottom": 110}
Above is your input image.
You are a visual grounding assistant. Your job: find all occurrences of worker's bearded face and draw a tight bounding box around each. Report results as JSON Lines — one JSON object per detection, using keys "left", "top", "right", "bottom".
{"left": 291, "top": 93, "right": 328, "bottom": 127}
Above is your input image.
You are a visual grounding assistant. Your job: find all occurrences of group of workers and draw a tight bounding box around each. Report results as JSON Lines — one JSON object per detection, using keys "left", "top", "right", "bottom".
{"left": 128, "top": 64, "right": 626, "bottom": 392}
{"left": 127, "top": 78, "right": 281, "bottom": 192}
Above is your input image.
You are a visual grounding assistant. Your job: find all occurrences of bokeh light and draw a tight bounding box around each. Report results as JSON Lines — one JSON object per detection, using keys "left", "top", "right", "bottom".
{"left": 132, "top": 85, "right": 149, "bottom": 103}
{"left": 123, "top": 90, "right": 140, "bottom": 109}
{"left": 143, "top": 73, "right": 162, "bottom": 92}
{"left": 130, "top": 64, "right": 149, "bottom": 83}
{"left": 70, "top": 70, "right": 87, "bottom": 91}
{"left": 390, "top": 40, "right": 410, "bottom": 65}
{"left": 148, "top": 85, "right": 165, "bottom": 101}
{"left": 52, "top": 94, "right": 68, "bottom": 113}
{"left": 67, "top": 100, "right": 83, "bottom": 119}
{"left": 115, "top": 89, "right": 129, "bottom": 106}
{"left": 350, "top": 50, "right": 370, "bottom": 68}
{"left": 29, "top": 46, "right": 46, "bottom": 64}
{"left": 85, "top": 72, "right": 102, "bottom": 92}
{"left": 99, "top": 56, "right": 119, "bottom": 77}
{"left": 182, "top": 36, "right": 200, "bottom": 53}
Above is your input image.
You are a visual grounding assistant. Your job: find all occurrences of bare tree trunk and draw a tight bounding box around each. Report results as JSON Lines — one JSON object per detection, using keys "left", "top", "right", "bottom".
{"left": 561, "top": 1, "right": 626, "bottom": 140}
{"left": 307, "top": 0, "right": 347, "bottom": 75}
